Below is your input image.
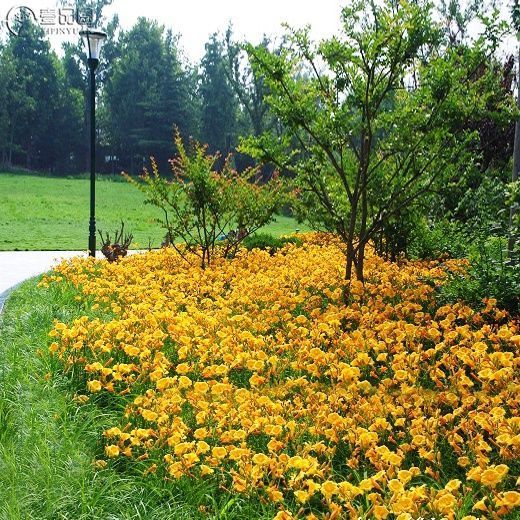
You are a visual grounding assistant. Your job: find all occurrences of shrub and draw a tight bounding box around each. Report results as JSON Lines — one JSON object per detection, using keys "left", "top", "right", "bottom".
{"left": 439, "top": 237, "right": 520, "bottom": 315}
{"left": 372, "top": 209, "right": 420, "bottom": 262}
{"left": 408, "top": 219, "right": 469, "bottom": 260}
{"left": 242, "top": 233, "right": 302, "bottom": 255}
{"left": 125, "top": 131, "right": 287, "bottom": 268}
{"left": 98, "top": 222, "right": 133, "bottom": 263}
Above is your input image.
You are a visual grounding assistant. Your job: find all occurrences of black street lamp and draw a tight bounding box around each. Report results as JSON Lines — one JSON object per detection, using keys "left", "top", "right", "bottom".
{"left": 80, "top": 28, "right": 107, "bottom": 257}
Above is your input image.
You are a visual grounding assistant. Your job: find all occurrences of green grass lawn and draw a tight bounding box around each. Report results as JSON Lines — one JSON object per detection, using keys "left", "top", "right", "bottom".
{"left": 0, "top": 278, "right": 277, "bottom": 519}
{"left": 0, "top": 172, "right": 305, "bottom": 251}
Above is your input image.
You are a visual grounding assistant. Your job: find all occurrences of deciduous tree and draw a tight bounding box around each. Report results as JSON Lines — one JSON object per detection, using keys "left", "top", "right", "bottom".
{"left": 241, "top": 0, "right": 515, "bottom": 287}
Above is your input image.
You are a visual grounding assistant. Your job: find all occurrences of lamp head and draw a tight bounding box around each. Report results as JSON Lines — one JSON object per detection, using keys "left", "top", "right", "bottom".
{"left": 80, "top": 28, "right": 107, "bottom": 65}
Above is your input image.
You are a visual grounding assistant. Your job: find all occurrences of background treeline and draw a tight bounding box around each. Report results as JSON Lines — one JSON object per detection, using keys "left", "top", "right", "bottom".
{"left": 0, "top": 0, "right": 515, "bottom": 177}
{"left": 0, "top": 0, "right": 275, "bottom": 174}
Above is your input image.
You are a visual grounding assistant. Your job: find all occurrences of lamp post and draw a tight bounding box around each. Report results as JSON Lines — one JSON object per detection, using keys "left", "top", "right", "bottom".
{"left": 80, "top": 29, "right": 107, "bottom": 257}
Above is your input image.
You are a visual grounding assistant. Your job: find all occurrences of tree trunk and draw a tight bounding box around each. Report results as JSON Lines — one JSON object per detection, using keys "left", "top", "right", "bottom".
{"left": 343, "top": 245, "right": 354, "bottom": 305}
{"left": 355, "top": 243, "right": 365, "bottom": 283}
{"left": 344, "top": 199, "right": 358, "bottom": 283}
{"left": 357, "top": 171, "right": 368, "bottom": 282}
{"left": 343, "top": 205, "right": 358, "bottom": 304}
{"left": 508, "top": 45, "right": 520, "bottom": 260}
{"left": 345, "top": 243, "right": 354, "bottom": 281}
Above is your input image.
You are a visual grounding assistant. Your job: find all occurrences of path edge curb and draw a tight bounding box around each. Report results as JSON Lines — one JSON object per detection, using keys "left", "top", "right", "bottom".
{"left": 0, "top": 283, "right": 21, "bottom": 315}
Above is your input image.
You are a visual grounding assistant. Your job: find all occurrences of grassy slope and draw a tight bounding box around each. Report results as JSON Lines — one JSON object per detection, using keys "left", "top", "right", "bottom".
{"left": 0, "top": 278, "right": 276, "bottom": 520}
{"left": 0, "top": 173, "right": 305, "bottom": 251}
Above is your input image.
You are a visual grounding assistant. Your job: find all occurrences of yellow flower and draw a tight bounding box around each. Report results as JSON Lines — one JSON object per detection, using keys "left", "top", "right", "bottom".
{"left": 141, "top": 409, "right": 158, "bottom": 422}
{"left": 183, "top": 452, "right": 200, "bottom": 465}
{"left": 211, "top": 382, "right": 229, "bottom": 395}
{"left": 174, "top": 442, "right": 193, "bottom": 456}
{"left": 294, "top": 490, "right": 309, "bottom": 503}
{"left": 73, "top": 394, "right": 89, "bottom": 404}
{"left": 397, "top": 470, "right": 412, "bottom": 484}
{"left": 156, "top": 377, "right": 174, "bottom": 391}
{"left": 435, "top": 493, "right": 457, "bottom": 513}
{"left": 252, "top": 453, "right": 270, "bottom": 465}
{"left": 287, "top": 456, "right": 310, "bottom": 470}
{"left": 393, "top": 495, "right": 414, "bottom": 513}
{"left": 105, "top": 445, "right": 120, "bottom": 458}
{"left": 176, "top": 363, "right": 190, "bottom": 374}
{"left": 394, "top": 369, "right": 408, "bottom": 381}
{"left": 194, "top": 428, "right": 208, "bottom": 440}
{"left": 229, "top": 448, "right": 248, "bottom": 461}
{"left": 45, "top": 235, "right": 520, "bottom": 517}
{"left": 193, "top": 381, "right": 209, "bottom": 394}
{"left": 337, "top": 481, "right": 362, "bottom": 499}
{"left": 411, "top": 434, "right": 426, "bottom": 446}
{"left": 211, "top": 446, "right": 227, "bottom": 459}
{"left": 249, "top": 373, "right": 265, "bottom": 386}
{"left": 321, "top": 480, "right": 338, "bottom": 499}
{"left": 168, "top": 461, "right": 183, "bottom": 478}
{"left": 265, "top": 424, "right": 283, "bottom": 437}
{"left": 480, "top": 466, "right": 508, "bottom": 487}
{"left": 267, "top": 487, "right": 284, "bottom": 502}
{"left": 387, "top": 452, "right": 403, "bottom": 466}
{"left": 196, "top": 441, "right": 210, "bottom": 454}
{"left": 87, "top": 379, "right": 102, "bottom": 393}
{"left": 93, "top": 459, "right": 107, "bottom": 469}
{"left": 200, "top": 464, "right": 214, "bottom": 476}
{"left": 458, "top": 456, "right": 470, "bottom": 467}
{"left": 473, "top": 498, "right": 487, "bottom": 512}
{"left": 359, "top": 479, "right": 374, "bottom": 491}
{"left": 359, "top": 431, "right": 378, "bottom": 448}
{"left": 178, "top": 375, "right": 192, "bottom": 389}
{"left": 267, "top": 439, "right": 283, "bottom": 452}
{"left": 498, "top": 491, "right": 520, "bottom": 508}
{"left": 444, "top": 479, "right": 461, "bottom": 492}
{"left": 388, "top": 479, "right": 404, "bottom": 494}
{"left": 373, "top": 505, "right": 389, "bottom": 519}
{"left": 467, "top": 466, "right": 482, "bottom": 482}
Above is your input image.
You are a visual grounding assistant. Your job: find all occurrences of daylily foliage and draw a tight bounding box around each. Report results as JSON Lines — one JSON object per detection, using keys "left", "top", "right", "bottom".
{"left": 43, "top": 234, "right": 519, "bottom": 519}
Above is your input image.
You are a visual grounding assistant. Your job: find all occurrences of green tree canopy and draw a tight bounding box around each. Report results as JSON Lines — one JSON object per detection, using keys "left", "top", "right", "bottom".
{"left": 200, "top": 34, "right": 238, "bottom": 155}
{"left": 0, "top": 22, "right": 83, "bottom": 171}
{"left": 103, "top": 18, "right": 196, "bottom": 172}
{"left": 240, "top": 0, "right": 516, "bottom": 284}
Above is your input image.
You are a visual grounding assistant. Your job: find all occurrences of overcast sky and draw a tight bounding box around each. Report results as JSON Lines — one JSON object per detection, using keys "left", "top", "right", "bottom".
{"left": 0, "top": 0, "right": 514, "bottom": 62}
{"left": 0, "top": 0, "right": 344, "bottom": 61}
{"left": 105, "top": 0, "right": 344, "bottom": 62}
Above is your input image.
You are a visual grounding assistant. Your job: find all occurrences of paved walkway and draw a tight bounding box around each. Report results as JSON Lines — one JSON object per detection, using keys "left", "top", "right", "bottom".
{"left": 0, "top": 250, "right": 146, "bottom": 312}
{"left": 0, "top": 251, "right": 87, "bottom": 312}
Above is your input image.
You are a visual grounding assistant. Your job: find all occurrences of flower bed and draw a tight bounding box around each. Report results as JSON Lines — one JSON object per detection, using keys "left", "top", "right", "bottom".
{"left": 42, "top": 234, "right": 520, "bottom": 519}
